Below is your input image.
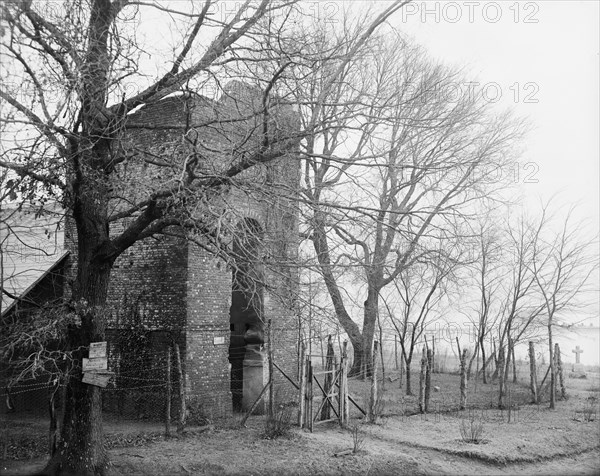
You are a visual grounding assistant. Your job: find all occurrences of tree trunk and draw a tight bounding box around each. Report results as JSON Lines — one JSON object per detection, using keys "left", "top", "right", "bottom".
{"left": 467, "top": 342, "right": 478, "bottom": 380}
{"left": 504, "top": 337, "right": 514, "bottom": 387}
{"left": 361, "top": 286, "right": 379, "bottom": 378}
{"left": 44, "top": 0, "right": 117, "bottom": 465}
{"left": 459, "top": 348, "right": 468, "bottom": 410}
{"left": 405, "top": 356, "right": 413, "bottom": 395}
{"left": 480, "top": 338, "right": 488, "bottom": 384}
{"left": 45, "top": 225, "right": 112, "bottom": 475}
{"left": 528, "top": 341, "right": 538, "bottom": 403}
{"left": 311, "top": 215, "right": 364, "bottom": 377}
{"left": 350, "top": 342, "right": 365, "bottom": 378}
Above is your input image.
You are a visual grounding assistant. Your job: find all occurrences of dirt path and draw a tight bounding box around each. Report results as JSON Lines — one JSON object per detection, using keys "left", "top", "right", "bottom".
{"left": 3, "top": 414, "right": 599, "bottom": 476}
{"left": 3, "top": 427, "right": 599, "bottom": 476}
{"left": 306, "top": 425, "right": 600, "bottom": 475}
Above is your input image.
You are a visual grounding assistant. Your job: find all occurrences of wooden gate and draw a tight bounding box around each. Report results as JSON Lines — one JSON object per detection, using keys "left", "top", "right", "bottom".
{"left": 298, "top": 339, "right": 365, "bottom": 431}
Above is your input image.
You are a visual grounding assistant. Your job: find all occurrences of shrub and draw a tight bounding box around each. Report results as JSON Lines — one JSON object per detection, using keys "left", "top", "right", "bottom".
{"left": 582, "top": 396, "right": 598, "bottom": 422}
{"left": 459, "top": 415, "right": 485, "bottom": 443}
{"left": 262, "top": 406, "right": 293, "bottom": 440}
{"left": 350, "top": 424, "right": 365, "bottom": 453}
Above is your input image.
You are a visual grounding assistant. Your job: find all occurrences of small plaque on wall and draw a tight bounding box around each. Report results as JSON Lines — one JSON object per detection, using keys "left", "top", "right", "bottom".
{"left": 213, "top": 336, "right": 225, "bottom": 345}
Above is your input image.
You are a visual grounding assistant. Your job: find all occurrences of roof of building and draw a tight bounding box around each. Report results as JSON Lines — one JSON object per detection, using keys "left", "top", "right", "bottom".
{"left": 1, "top": 202, "right": 67, "bottom": 314}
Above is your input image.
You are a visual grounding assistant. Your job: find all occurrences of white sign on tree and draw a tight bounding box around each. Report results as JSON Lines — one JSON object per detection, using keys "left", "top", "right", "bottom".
{"left": 83, "top": 341, "right": 112, "bottom": 387}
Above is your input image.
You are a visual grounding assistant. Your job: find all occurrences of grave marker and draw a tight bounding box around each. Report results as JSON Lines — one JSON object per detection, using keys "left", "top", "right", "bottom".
{"left": 572, "top": 346, "right": 583, "bottom": 364}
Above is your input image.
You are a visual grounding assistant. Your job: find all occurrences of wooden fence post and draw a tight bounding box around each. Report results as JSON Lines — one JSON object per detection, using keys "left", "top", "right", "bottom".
{"left": 497, "top": 344, "right": 506, "bottom": 409}
{"left": 48, "top": 382, "right": 59, "bottom": 456}
{"left": 511, "top": 339, "right": 517, "bottom": 383}
{"left": 431, "top": 336, "right": 436, "bottom": 374}
{"left": 340, "top": 341, "right": 349, "bottom": 426}
{"left": 379, "top": 335, "right": 385, "bottom": 391}
{"left": 368, "top": 341, "right": 379, "bottom": 423}
{"left": 240, "top": 381, "right": 271, "bottom": 427}
{"left": 537, "top": 364, "right": 551, "bottom": 403}
{"left": 267, "top": 319, "right": 274, "bottom": 418}
{"left": 418, "top": 346, "right": 427, "bottom": 414}
{"left": 307, "top": 359, "right": 314, "bottom": 432}
{"left": 321, "top": 335, "right": 335, "bottom": 421}
{"left": 394, "top": 335, "right": 399, "bottom": 370}
{"left": 528, "top": 341, "right": 538, "bottom": 403}
{"left": 459, "top": 348, "right": 468, "bottom": 410}
{"left": 319, "top": 333, "right": 325, "bottom": 368}
{"left": 425, "top": 348, "right": 433, "bottom": 412}
{"left": 298, "top": 342, "right": 306, "bottom": 428}
{"left": 555, "top": 343, "right": 566, "bottom": 399}
{"left": 165, "top": 346, "right": 172, "bottom": 437}
{"left": 399, "top": 356, "right": 404, "bottom": 389}
{"left": 174, "top": 343, "right": 186, "bottom": 435}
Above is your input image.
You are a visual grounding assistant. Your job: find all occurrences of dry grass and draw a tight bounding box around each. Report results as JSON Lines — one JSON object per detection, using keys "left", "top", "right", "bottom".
{"left": 3, "top": 367, "right": 599, "bottom": 476}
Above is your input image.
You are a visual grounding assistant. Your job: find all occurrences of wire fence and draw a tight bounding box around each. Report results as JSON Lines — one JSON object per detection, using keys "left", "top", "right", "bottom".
{"left": 1, "top": 332, "right": 592, "bottom": 461}
{"left": 291, "top": 333, "right": 587, "bottom": 431}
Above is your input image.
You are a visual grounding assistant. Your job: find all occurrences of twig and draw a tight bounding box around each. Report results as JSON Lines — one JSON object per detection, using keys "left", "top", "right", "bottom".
{"left": 333, "top": 449, "right": 354, "bottom": 457}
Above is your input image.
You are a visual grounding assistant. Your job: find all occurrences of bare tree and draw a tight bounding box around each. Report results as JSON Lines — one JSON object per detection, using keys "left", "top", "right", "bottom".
{"left": 300, "top": 34, "right": 526, "bottom": 376}
{"left": 489, "top": 204, "right": 597, "bottom": 408}
{"left": 0, "top": 1, "right": 410, "bottom": 473}
{"left": 492, "top": 213, "right": 548, "bottom": 407}
{"left": 529, "top": 204, "right": 598, "bottom": 409}
{"left": 386, "top": 254, "right": 458, "bottom": 395}
{"left": 461, "top": 217, "right": 504, "bottom": 383}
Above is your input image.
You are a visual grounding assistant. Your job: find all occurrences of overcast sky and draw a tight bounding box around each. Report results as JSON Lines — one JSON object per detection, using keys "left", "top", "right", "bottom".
{"left": 139, "top": 1, "right": 599, "bottom": 231}
{"left": 390, "top": 0, "right": 599, "bottom": 228}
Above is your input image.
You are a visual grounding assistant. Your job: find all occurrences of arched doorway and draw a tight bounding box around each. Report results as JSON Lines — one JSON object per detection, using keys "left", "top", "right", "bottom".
{"left": 228, "top": 218, "right": 265, "bottom": 412}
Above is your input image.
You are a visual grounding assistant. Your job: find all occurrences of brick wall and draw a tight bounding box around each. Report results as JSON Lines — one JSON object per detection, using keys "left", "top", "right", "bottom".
{"left": 63, "top": 81, "right": 300, "bottom": 417}
{"left": 264, "top": 151, "right": 301, "bottom": 404}
{"left": 185, "top": 244, "right": 232, "bottom": 417}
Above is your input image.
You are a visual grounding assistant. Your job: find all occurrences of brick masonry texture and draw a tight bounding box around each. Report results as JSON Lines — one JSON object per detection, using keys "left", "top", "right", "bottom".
{"left": 64, "top": 82, "right": 300, "bottom": 417}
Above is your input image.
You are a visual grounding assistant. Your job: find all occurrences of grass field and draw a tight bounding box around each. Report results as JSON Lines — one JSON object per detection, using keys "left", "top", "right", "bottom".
{"left": 2, "top": 364, "right": 598, "bottom": 475}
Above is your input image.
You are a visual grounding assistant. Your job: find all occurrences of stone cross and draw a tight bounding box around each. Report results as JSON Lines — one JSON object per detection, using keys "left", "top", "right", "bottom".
{"left": 572, "top": 346, "right": 583, "bottom": 364}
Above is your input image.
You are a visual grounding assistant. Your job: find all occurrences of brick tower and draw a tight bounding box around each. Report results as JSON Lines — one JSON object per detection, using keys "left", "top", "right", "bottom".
{"left": 65, "top": 81, "right": 300, "bottom": 417}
